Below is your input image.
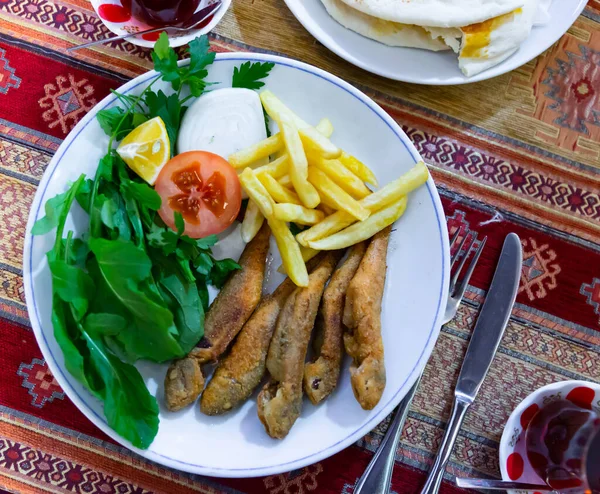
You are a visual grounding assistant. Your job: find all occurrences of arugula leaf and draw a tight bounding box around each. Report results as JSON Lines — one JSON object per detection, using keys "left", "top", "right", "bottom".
{"left": 174, "top": 212, "right": 185, "bottom": 235}
{"left": 86, "top": 247, "right": 183, "bottom": 363}
{"left": 196, "top": 281, "right": 209, "bottom": 312}
{"left": 208, "top": 258, "right": 241, "bottom": 288}
{"left": 157, "top": 264, "right": 204, "bottom": 352}
{"left": 84, "top": 313, "right": 127, "bottom": 336}
{"left": 75, "top": 179, "right": 94, "bottom": 214}
{"left": 51, "top": 290, "right": 104, "bottom": 397}
{"left": 32, "top": 176, "right": 85, "bottom": 236}
{"left": 120, "top": 181, "right": 161, "bottom": 211}
{"left": 60, "top": 237, "right": 89, "bottom": 267}
{"left": 89, "top": 238, "right": 173, "bottom": 327}
{"left": 81, "top": 330, "right": 159, "bottom": 449}
{"left": 49, "top": 260, "right": 95, "bottom": 321}
{"left": 232, "top": 61, "right": 275, "bottom": 90}
{"left": 98, "top": 190, "right": 132, "bottom": 241}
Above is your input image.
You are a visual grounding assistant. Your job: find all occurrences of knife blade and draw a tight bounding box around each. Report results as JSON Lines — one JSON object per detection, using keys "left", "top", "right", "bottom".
{"left": 455, "top": 232, "right": 522, "bottom": 403}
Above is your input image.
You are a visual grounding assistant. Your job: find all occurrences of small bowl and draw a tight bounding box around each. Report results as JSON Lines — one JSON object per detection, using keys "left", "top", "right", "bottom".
{"left": 90, "top": 0, "right": 231, "bottom": 48}
{"left": 499, "top": 380, "right": 600, "bottom": 493}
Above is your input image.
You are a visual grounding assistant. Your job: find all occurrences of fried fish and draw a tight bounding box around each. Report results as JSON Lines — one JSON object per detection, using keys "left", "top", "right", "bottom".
{"left": 257, "top": 251, "right": 342, "bottom": 438}
{"left": 200, "top": 277, "right": 296, "bottom": 415}
{"left": 343, "top": 227, "right": 390, "bottom": 410}
{"left": 164, "top": 224, "right": 271, "bottom": 411}
{"left": 303, "top": 243, "right": 367, "bottom": 404}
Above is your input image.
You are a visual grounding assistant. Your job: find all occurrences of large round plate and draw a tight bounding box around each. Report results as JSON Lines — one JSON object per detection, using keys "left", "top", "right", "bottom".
{"left": 23, "top": 53, "right": 450, "bottom": 477}
{"left": 283, "top": 0, "right": 587, "bottom": 84}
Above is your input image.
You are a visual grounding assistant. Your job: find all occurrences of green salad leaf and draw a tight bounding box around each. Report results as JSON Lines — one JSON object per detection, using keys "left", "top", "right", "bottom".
{"left": 31, "top": 33, "right": 272, "bottom": 450}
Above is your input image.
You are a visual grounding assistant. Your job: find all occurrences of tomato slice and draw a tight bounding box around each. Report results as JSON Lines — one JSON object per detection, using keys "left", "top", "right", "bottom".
{"left": 154, "top": 151, "right": 242, "bottom": 238}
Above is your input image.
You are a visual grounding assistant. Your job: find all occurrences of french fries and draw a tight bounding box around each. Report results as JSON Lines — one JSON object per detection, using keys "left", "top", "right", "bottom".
{"left": 340, "top": 152, "right": 378, "bottom": 186}
{"left": 297, "top": 161, "right": 428, "bottom": 246}
{"left": 308, "top": 167, "right": 369, "bottom": 221}
{"left": 254, "top": 155, "right": 289, "bottom": 179}
{"left": 307, "top": 198, "right": 408, "bottom": 250}
{"left": 269, "top": 218, "right": 309, "bottom": 287}
{"left": 236, "top": 118, "right": 334, "bottom": 175}
{"left": 279, "top": 113, "right": 320, "bottom": 209}
{"left": 261, "top": 91, "right": 341, "bottom": 159}
{"left": 277, "top": 246, "right": 319, "bottom": 274}
{"left": 309, "top": 155, "right": 371, "bottom": 199}
{"left": 229, "top": 135, "right": 283, "bottom": 169}
{"left": 239, "top": 168, "right": 308, "bottom": 287}
{"left": 258, "top": 172, "right": 301, "bottom": 205}
{"left": 239, "top": 168, "right": 274, "bottom": 218}
{"left": 234, "top": 88, "right": 429, "bottom": 286}
{"left": 241, "top": 201, "right": 264, "bottom": 243}
{"left": 273, "top": 204, "right": 325, "bottom": 225}
{"left": 278, "top": 174, "right": 293, "bottom": 189}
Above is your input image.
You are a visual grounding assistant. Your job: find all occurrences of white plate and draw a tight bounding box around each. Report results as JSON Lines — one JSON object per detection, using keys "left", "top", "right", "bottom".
{"left": 283, "top": 0, "right": 587, "bottom": 84}
{"left": 23, "top": 53, "right": 450, "bottom": 477}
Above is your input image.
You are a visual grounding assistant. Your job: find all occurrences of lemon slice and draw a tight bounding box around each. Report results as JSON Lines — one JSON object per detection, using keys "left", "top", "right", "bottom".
{"left": 117, "top": 116, "right": 170, "bottom": 185}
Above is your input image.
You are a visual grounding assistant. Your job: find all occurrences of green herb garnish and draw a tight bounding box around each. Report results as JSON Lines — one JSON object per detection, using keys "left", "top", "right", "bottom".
{"left": 31, "top": 33, "right": 258, "bottom": 449}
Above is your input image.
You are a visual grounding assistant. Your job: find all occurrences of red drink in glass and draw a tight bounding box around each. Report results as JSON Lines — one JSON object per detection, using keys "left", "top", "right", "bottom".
{"left": 121, "top": 0, "right": 201, "bottom": 27}
{"left": 525, "top": 399, "right": 600, "bottom": 493}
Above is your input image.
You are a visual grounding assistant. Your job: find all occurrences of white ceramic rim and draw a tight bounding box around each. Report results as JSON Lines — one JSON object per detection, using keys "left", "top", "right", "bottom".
{"left": 282, "top": 0, "right": 587, "bottom": 85}
{"left": 23, "top": 52, "right": 450, "bottom": 477}
{"left": 499, "top": 379, "right": 600, "bottom": 493}
{"left": 89, "top": 0, "right": 232, "bottom": 48}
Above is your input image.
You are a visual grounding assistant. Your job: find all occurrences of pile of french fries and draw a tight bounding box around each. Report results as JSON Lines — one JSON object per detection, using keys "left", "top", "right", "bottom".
{"left": 228, "top": 91, "right": 429, "bottom": 287}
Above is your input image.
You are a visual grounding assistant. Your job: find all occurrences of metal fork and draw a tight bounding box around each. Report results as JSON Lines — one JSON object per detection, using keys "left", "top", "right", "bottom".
{"left": 353, "top": 230, "right": 487, "bottom": 494}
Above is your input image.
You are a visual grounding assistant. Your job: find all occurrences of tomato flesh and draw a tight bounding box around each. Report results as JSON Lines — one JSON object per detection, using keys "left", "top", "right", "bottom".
{"left": 155, "top": 151, "right": 241, "bottom": 238}
{"left": 168, "top": 165, "right": 228, "bottom": 225}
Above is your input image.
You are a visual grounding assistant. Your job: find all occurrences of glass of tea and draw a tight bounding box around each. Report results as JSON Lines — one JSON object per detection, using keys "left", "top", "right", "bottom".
{"left": 525, "top": 398, "right": 600, "bottom": 493}
{"left": 121, "top": 0, "right": 201, "bottom": 27}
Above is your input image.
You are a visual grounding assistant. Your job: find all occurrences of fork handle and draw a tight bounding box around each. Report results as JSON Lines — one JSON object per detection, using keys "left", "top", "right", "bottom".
{"left": 420, "top": 397, "right": 471, "bottom": 494}
{"left": 354, "top": 376, "right": 421, "bottom": 494}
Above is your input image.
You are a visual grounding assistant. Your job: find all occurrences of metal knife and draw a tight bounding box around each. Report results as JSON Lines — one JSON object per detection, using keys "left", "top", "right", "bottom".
{"left": 421, "top": 233, "right": 522, "bottom": 494}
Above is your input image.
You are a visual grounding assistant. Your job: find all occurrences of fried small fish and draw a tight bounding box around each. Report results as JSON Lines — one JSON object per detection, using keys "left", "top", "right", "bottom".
{"left": 257, "top": 251, "right": 342, "bottom": 439}
{"left": 200, "top": 278, "right": 296, "bottom": 415}
{"left": 343, "top": 227, "right": 390, "bottom": 410}
{"left": 304, "top": 243, "right": 366, "bottom": 404}
{"left": 164, "top": 224, "right": 271, "bottom": 412}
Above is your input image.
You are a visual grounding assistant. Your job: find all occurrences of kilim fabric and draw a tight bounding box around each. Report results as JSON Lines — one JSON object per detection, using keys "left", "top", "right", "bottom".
{"left": 0, "top": 0, "right": 599, "bottom": 492}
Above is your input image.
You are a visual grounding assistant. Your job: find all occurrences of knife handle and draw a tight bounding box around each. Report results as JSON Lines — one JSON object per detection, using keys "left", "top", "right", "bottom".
{"left": 420, "top": 397, "right": 471, "bottom": 494}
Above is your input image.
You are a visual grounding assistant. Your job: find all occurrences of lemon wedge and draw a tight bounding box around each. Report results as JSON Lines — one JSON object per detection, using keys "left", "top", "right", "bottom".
{"left": 116, "top": 116, "right": 170, "bottom": 185}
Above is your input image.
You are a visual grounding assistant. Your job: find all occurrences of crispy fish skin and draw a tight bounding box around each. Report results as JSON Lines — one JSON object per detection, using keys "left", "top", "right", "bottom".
{"left": 257, "top": 252, "right": 342, "bottom": 439}
{"left": 200, "top": 278, "right": 296, "bottom": 415}
{"left": 343, "top": 227, "right": 390, "bottom": 410}
{"left": 164, "top": 224, "right": 270, "bottom": 412}
{"left": 303, "top": 243, "right": 367, "bottom": 404}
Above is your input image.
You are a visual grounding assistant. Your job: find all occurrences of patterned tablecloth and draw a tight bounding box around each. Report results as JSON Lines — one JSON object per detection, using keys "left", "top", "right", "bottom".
{"left": 1, "top": 0, "right": 599, "bottom": 493}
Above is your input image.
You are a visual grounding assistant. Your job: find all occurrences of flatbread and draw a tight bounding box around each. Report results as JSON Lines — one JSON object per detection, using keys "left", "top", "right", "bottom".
{"left": 338, "top": 0, "right": 525, "bottom": 28}
{"left": 458, "top": 0, "right": 539, "bottom": 76}
{"left": 320, "top": 0, "right": 460, "bottom": 52}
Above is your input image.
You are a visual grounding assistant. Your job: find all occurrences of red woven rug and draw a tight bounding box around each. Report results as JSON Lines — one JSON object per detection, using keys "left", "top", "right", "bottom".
{"left": 0, "top": 1, "right": 599, "bottom": 492}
